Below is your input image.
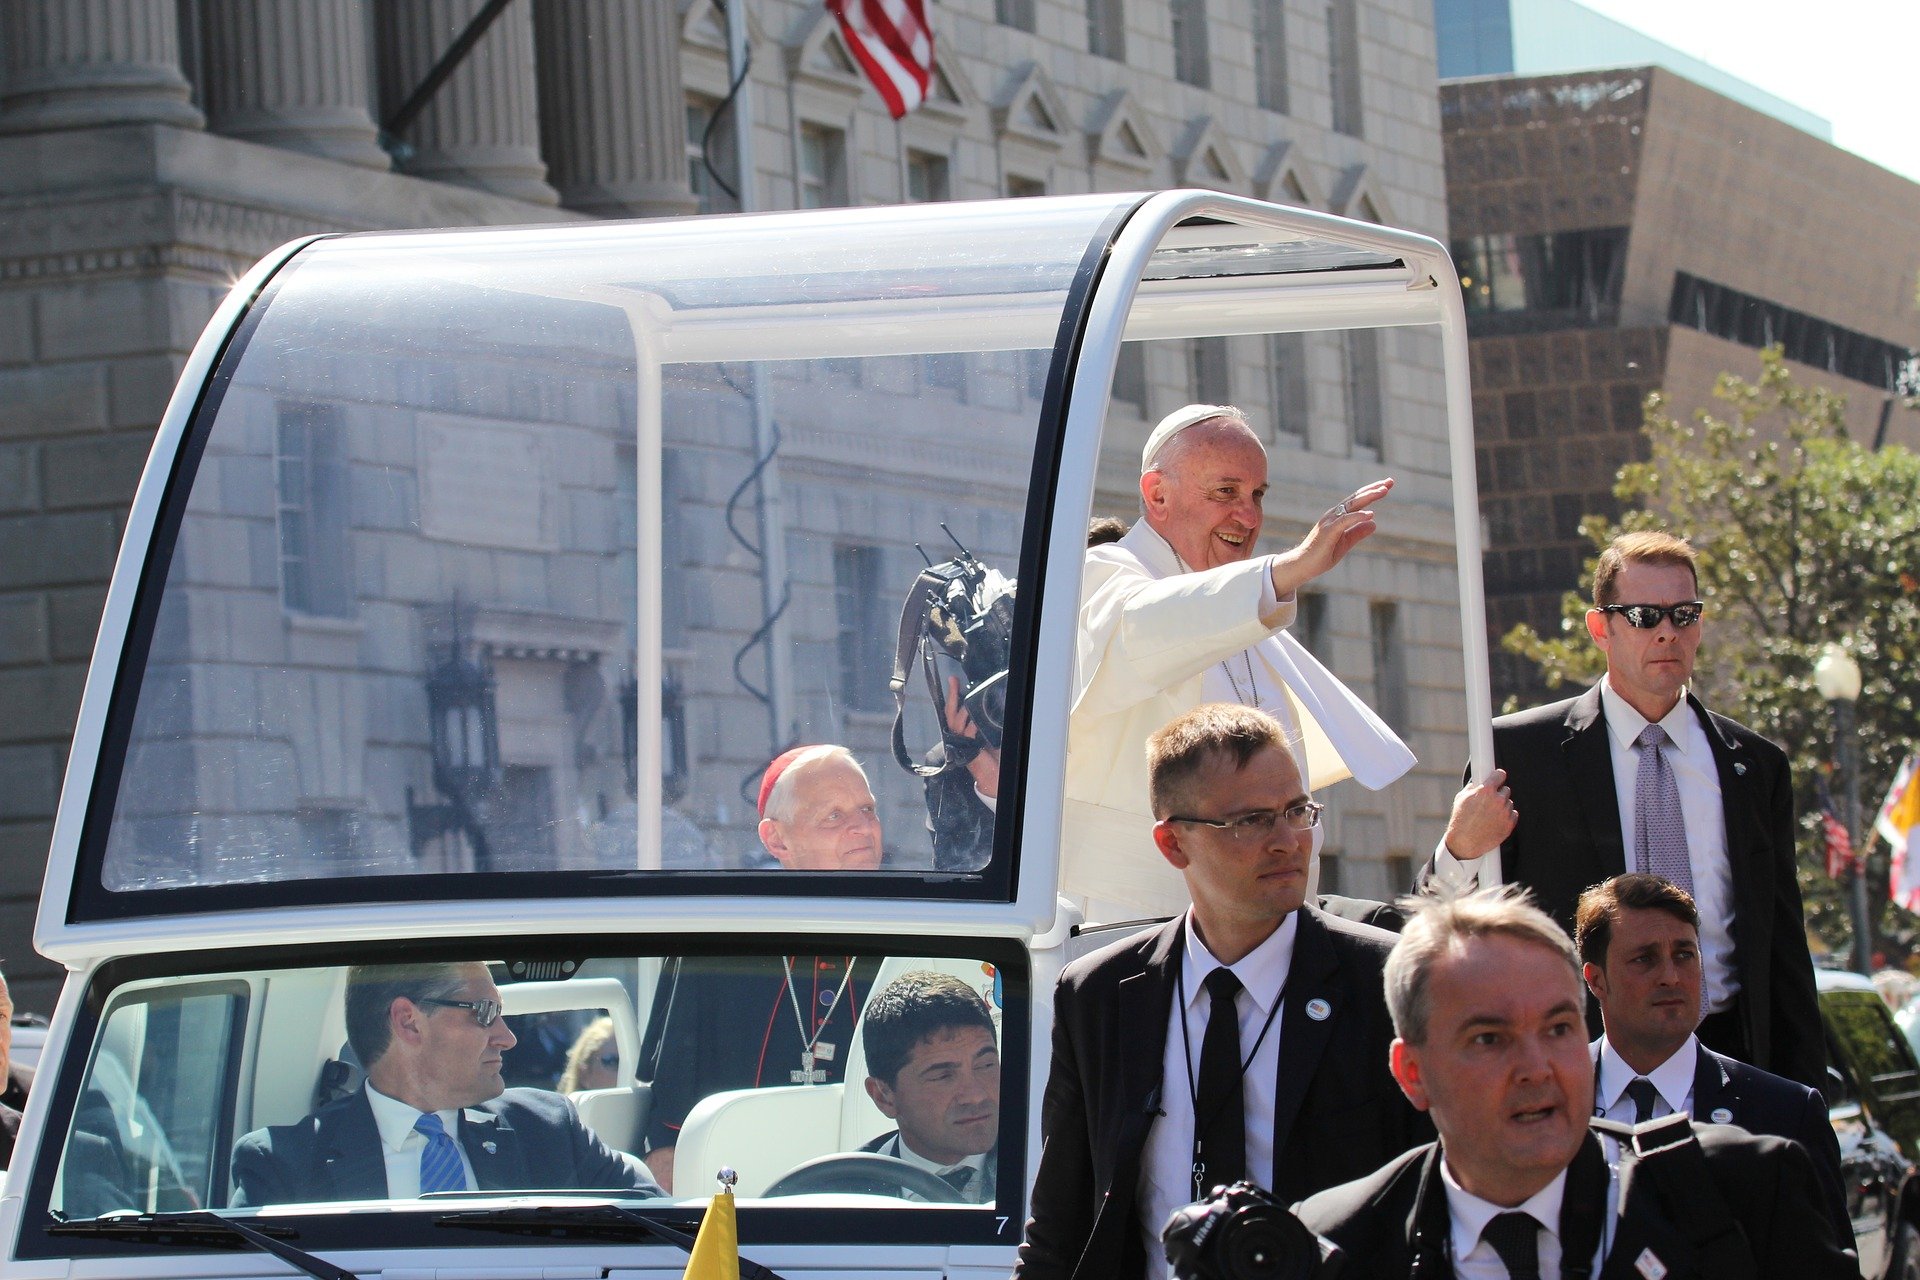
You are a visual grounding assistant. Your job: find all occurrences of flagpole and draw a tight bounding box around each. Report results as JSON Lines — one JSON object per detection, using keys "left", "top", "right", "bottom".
{"left": 727, "top": 0, "right": 798, "bottom": 758}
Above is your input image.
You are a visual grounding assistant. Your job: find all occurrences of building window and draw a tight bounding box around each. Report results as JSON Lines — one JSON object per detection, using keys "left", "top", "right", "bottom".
{"left": 996, "top": 0, "right": 1036, "bottom": 30}
{"left": 1088, "top": 0, "right": 1126, "bottom": 60}
{"left": 1297, "top": 591, "right": 1329, "bottom": 662}
{"left": 1112, "top": 342, "right": 1149, "bottom": 414}
{"left": 1171, "top": 0, "right": 1210, "bottom": 87}
{"left": 1328, "top": 0, "right": 1363, "bottom": 137}
{"left": 834, "top": 545, "right": 892, "bottom": 713}
{"left": 1343, "top": 329, "right": 1383, "bottom": 452}
{"left": 1369, "top": 600, "right": 1407, "bottom": 732}
{"left": 923, "top": 352, "right": 967, "bottom": 398}
{"left": 1007, "top": 173, "right": 1047, "bottom": 198}
{"left": 1189, "top": 336, "right": 1231, "bottom": 405}
{"left": 799, "top": 122, "right": 848, "bottom": 208}
{"left": 1254, "top": 0, "right": 1289, "bottom": 112}
{"left": 685, "top": 94, "right": 739, "bottom": 214}
{"left": 1668, "top": 272, "right": 1917, "bottom": 392}
{"left": 1455, "top": 227, "right": 1628, "bottom": 332}
{"left": 1267, "top": 332, "right": 1309, "bottom": 439}
{"left": 276, "top": 402, "right": 353, "bottom": 618}
{"left": 1385, "top": 852, "right": 1413, "bottom": 894}
{"left": 906, "top": 148, "right": 950, "bottom": 202}
{"left": 1319, "top": 848, "right": 1342, "bottom": 893}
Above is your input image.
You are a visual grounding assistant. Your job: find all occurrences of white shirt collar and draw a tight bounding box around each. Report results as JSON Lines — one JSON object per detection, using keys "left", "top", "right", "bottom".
{"left": 1441, "top": 1157, "right": 1567, "bottom": 1264}
{"left": 365, "top": 1080, "right": 462, "bottom": 1154}
{"left": 1596, "top": 1034, "right": 1697, "bottom": 1116}
{"left": 1599, "top": 675, "right": 1694, "bottom": 756}
{"left": 884, "top": 1131, "right": 989, "bottom": 1180}
{"left": 1181, "top": 908, "right": 1298, "bottom": 1016}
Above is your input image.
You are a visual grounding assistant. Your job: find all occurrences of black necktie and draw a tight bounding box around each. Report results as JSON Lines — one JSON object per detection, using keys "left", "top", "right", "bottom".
{"left": 1194, "top": 968, "right": 1247, "bottom": 1195}
{"left": 1482, "top": 1210, "right": 1541, "bottom": 1280}
{"left": 1624, "top": 1076, "right": 1659, "bottom": 1124}
{"left": 942, "top": 1165, "right": 976, "bottom": 1200}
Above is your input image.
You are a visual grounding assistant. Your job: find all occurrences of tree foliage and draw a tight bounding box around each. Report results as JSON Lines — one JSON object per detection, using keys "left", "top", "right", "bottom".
{"left": 1503, "top": 347, "right": 1920, "bottom": 956}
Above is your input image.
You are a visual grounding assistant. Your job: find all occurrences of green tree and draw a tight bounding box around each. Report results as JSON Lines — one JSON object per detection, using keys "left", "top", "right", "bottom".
{"left": 1504, "top": 347, "right": 1920, "bottom": 958}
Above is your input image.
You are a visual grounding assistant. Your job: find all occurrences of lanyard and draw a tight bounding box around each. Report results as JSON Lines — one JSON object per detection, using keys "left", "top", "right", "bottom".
{"left": 1174, "top": 959, "right": 1287, "bottom": 1201}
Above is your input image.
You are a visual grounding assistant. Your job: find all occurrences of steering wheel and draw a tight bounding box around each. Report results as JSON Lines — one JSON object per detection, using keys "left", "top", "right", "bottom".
{"left": 760, "top": 1152, "right": 964, "bottom": 1201}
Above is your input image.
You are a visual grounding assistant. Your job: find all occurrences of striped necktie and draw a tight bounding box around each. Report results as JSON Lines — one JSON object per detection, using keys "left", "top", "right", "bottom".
{"left": 415, "top": 1112, "right": 466, "bottom": 1195}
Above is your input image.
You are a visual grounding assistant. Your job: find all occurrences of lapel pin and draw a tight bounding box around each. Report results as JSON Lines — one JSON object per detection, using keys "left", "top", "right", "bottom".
{"left": 1709, "top": 1108, "right": 1733, "bottom": 1125}
{"left": 1733, "top": 762, "right": 1747, "bottom": 776}
{"left": 1635, "top": 1247, "right": 1668, "bottom": 1280}
{"left": 482, "top": 1140, "right": 497, "bottom": 1155}
{"left": 1305, "top": 998, "right": 1331, "bottom": 1022}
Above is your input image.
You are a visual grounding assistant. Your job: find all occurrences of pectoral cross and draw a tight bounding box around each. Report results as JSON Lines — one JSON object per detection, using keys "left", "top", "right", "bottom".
{"left": 791, "top": 1049, "right": 828, "bottom": 1084}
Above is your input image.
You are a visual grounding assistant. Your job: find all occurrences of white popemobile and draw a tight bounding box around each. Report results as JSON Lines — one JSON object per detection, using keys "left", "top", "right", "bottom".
{"left": 0, "top": 191, "right": 1492, "bottom": 1279}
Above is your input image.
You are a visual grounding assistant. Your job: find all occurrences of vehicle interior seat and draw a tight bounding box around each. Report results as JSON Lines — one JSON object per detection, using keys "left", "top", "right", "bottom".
{"left": 503, "top": 977, "right": 648, "bottom": 1151}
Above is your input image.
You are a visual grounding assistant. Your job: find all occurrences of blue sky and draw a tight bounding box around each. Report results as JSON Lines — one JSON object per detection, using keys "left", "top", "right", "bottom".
{"left": 1574, "top": 0, "right": 1920, "bottom": 184}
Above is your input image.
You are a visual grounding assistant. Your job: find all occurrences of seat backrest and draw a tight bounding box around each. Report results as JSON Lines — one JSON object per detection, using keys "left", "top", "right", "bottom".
{"left": 571, "top": 1082, "right": 653, "bottom": 1155}
{"left": 672, "top": 1083, "right": 845, "bottom": 1198}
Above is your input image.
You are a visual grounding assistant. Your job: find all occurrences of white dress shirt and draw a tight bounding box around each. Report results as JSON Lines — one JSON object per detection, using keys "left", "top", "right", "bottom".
{"left": 871, "top": 1131, "right": 989, "bottom": 1201}
{"left": 1431, "top": 676, "right": 1738, "bottom": 1012}
{"left": 365, "top": 1081, "right": 477, "bottom": 1198}
{"left": 1443, "top": 1144, "right": 1619, "bottom": 1279}
{"left": 1137, "top": 909, "right": 1297, "bottom": 1275}
{"left": 1594, "top": 1034, "right": 1698, "bottom": 1124}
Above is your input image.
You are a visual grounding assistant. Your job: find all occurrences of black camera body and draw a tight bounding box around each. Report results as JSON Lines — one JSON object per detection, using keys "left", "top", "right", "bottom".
{"left": 1163, "top": 1181, "right": 1339, "bottom": 1280}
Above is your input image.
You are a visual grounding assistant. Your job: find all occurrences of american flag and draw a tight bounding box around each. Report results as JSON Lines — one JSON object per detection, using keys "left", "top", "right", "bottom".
{"left": 827, "top": 0, "right": 934, "bottom": 120}
{"left": 1823, "top": 787, "right": 1856, "bottom": 879}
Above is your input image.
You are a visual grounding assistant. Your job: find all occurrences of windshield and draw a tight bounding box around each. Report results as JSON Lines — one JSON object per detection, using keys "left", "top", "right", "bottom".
{"left": 24, "top": 941, "right": 1025, "bottom": 1252}
{"left": 81, "top": 199, "right": 1127, "bottom": 911}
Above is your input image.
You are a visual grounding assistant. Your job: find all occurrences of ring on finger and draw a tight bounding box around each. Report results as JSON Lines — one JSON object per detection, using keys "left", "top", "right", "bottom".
{"left": 1328, "top": 500, "right": 1349, "bottom": 520}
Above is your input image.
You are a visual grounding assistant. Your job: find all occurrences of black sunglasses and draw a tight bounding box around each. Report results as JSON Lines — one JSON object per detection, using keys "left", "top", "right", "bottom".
{"left": 416, "top": 996, "right": 503, "bottom": 1028}
{"left": 596, "top": 1051, "right": 620, "bottom": 1069}
{"left": 1598, "top": 601, "right": 1703, "bottom": 629}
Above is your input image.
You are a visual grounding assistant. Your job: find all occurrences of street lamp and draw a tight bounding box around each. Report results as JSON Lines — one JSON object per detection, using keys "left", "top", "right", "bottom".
{"left": 407, "top": 610, "right": 501, "bottom": 867}
{"left": 1814, "top": 642, "right": 1871, "bottom": 974}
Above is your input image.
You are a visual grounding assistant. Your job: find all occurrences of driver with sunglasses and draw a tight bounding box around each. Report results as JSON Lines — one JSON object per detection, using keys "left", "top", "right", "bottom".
{"left": 232, "top": 962, "right": 662, "bottom": 1205}
{"left": 1422, "top": 530, "right": 1824, "bottom": 1091}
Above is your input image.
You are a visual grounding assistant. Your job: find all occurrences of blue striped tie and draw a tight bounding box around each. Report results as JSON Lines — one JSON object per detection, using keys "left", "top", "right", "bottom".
{"left": 415, "top": 1113, "right": 466, "bottom": 1195}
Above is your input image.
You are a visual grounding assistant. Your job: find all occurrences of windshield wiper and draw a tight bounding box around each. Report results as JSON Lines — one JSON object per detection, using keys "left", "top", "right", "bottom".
{"left": 436, "top": 1203, "right": 789, "bottom": 1280}
{"left": 49, "top": 1211, "right": 359, "bottom": 1280}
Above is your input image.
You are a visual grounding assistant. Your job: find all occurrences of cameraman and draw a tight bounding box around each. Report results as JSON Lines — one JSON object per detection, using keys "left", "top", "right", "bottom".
{"left": 1293, "top": 888, "right": 1853, "bottom": 1279}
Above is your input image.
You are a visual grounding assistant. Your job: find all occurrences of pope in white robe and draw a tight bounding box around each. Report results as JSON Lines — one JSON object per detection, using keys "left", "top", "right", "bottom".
{"left": 1064, "top": 403, "right": 1419, "bottom": 919}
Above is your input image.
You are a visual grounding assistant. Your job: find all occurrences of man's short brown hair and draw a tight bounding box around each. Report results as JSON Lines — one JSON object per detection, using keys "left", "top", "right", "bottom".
{"left": 1574, "top": 874, "right": 1700, "bottom": 967}
{"left": 1591, "top": 531, "right": 1699, "bottom": 606}
{"left": 1386, "top": 886, "right": 1579, "bottom": 1045}
{"left": 1146, "top": 703, "right": 1295, "bottom": 819}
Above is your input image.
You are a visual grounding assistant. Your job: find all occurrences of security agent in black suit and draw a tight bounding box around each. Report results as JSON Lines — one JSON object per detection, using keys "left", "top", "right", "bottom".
{"left": 854, "top": 970, "right": 1001, "bottom": 1204}
{"left": 1015, "top": 704, "right": 1430, "bottom": 1280}
{"left": 1295, "top": 887, "right": 1853, "bottom": 1279}
{"left": 1574, "top": 874, "right": 1851, "bottom": 1249}
{"left": 231, "top": 961, "right": 659, "bottom": 1205}
{"left": 1425, "top": 532, "right": 1823, "bottom": 1090}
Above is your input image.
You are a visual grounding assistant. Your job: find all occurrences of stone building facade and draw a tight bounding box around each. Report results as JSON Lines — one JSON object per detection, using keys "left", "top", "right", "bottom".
{"left": 1444, "top": 67, "right": 1920, "bottom": 705}
{"left": 0, "top": 0, "right": 1463, "bottom": 1010}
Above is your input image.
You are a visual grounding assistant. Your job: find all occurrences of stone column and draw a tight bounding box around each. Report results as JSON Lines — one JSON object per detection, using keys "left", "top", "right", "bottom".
{"left": 0, "top": 0, "right": 204, "bottom": 133}
{"left": 196, "top": 0, "right": 389, "bottom": 168}
{"left": 533, "top": 0, "right": 697, "bottom": 219}
{"left": 372, "top": 0, "right": 557, "bottom": 205}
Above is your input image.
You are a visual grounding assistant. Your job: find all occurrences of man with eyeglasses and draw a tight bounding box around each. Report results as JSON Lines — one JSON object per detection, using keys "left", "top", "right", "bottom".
{"left": 232, "top": 962, "right": 661, "bottom": 1205}
{"left": 1017, "top": 703, "right": 1430, "bottom": 1280}
{"left": 1423, "top": 530, "right": 1823, "bottom": 1089}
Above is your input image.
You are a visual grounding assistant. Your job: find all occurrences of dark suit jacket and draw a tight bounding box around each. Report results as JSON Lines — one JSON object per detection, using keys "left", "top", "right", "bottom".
{"left": 1296, "top": 1125, "right": 1856, "bottom": 1279}
{"left": 858, "top": 1129, "right": 998, "bottom": 1202}
{"left": 1429, "top": 685, "right": 1823, "bottom": 1089}
{"left": 0, "top": 1100, "right": 17, "bottom": 1170}
{"left": 230, "top": 1086, "right": 661, "bottom": 1206}
{"left": 1013, "top": 907, "right": 1430, "bottom": 1280}
{"left": 1687, "top": 1041, "right": 1850, "bottom": 1248}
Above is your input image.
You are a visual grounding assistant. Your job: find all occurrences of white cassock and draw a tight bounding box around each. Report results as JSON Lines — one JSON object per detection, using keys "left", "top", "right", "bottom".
{"left": 1063, "top": 521, "right": 1417, "bottom": 919}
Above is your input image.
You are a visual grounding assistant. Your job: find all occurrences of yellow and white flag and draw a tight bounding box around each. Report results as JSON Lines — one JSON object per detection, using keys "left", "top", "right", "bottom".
{"left": 1879, "top": 755, "right": 1920, "bottom": 911}
{"left": 681, "top": 1185, "right": 740, "bottom": 1280}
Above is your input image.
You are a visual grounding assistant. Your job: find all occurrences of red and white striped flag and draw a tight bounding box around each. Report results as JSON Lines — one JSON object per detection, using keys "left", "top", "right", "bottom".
{"left": 1823, "top": 801, "right": 1856, "bottom": 879}
{"left": 827, "top": 0, "right": 933, "bottom": 120}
